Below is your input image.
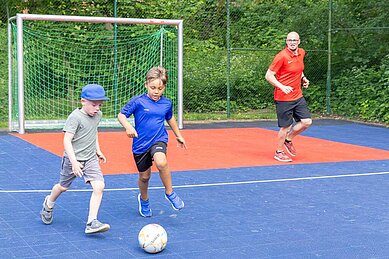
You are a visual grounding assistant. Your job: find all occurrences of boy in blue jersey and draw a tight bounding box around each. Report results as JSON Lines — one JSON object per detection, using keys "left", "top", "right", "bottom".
{"left": 118, "top": 66, "right": 187, "bottom": 217}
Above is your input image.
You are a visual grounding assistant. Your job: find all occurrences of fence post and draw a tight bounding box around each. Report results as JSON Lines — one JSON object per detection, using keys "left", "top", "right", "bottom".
{"left": 326, "top": 0, "right": 332, "bottom": 114}
{"left": 226, "top": 0, "right": 231, "bottom": 118}
{"left": 113, "top": 0, "right": 119, "bottom": 114}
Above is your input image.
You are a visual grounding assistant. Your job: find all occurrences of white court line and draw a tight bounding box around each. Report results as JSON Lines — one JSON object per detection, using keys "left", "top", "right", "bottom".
{"left": 0, "top": 171, "right": 388, "bottom": 193}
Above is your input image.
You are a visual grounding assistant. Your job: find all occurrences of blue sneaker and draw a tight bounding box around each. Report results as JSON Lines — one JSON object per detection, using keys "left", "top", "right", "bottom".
{"left": 138, "top": 194, "right": 152, "bottom": 217}
{"left": 165, "top": 191, "right": 184, "bottom": 211}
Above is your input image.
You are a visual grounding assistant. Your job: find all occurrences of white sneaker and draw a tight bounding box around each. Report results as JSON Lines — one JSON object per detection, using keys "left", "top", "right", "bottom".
{"left": 85, "top": 219, "right": 110, "bottom": 234}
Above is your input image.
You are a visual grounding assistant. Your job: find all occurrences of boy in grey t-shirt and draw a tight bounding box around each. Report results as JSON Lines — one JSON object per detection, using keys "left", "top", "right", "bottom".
{"left": 40, "top": 84, "right": 110, "bottom": 234}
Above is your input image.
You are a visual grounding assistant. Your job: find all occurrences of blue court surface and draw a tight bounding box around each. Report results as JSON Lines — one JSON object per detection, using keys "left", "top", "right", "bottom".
{"left": 0, "top": 119, "right": 388, "bottom": 258}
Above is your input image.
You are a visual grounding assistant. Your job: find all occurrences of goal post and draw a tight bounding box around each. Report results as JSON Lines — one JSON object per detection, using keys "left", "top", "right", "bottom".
{"left": 9, "top": 14, "right": 184, "bottom": 134}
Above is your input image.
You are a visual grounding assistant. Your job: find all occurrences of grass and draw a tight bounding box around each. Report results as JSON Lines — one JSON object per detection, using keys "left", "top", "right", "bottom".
{"left": 183, "top": 109, "right": 277, "bottom": 121}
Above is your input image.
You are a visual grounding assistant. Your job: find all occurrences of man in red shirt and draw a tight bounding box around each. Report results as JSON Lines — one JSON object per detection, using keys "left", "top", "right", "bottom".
{"left": 265, "top": 31, "right": 312, "bottom": 162}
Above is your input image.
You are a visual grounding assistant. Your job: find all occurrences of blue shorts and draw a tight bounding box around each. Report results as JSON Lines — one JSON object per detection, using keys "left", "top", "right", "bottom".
{"left": 133, "top": 141, "right": 167, "bottom": 172}
{"left": 275, "top": 97, "right": 311, "bottom": 128}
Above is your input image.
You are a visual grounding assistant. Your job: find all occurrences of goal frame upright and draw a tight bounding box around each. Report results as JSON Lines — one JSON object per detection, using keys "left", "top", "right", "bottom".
{"left": 9, "top": 13, "right": 184, "bottom": 134}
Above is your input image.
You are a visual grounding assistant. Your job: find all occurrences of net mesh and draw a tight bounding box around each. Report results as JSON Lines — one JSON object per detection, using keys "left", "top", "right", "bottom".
{"left": 10, "top": 19, "right": 178, "bottom": 130}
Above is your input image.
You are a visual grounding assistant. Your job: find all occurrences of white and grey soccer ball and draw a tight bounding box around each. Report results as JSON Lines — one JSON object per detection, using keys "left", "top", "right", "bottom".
{"left": 138, "top": 224, "right": 168, "bottom": 253}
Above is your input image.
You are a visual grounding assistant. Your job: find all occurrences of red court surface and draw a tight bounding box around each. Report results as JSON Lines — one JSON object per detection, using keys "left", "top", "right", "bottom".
{"left": 15, "top": 128, "right": 389, "bottom": 175}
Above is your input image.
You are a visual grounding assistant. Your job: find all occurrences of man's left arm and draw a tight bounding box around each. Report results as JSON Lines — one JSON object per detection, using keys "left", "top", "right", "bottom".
{"left": 301, "top": 73, "right": 310, "bottom": 88}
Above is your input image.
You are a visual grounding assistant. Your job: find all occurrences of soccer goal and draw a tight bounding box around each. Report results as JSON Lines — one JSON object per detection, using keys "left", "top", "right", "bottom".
{"left": 8, "top": 14, "right": 183, "bottom": 133}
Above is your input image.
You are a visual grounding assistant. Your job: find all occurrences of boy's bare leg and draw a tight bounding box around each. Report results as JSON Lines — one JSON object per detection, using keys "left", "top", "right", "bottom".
{"left": 137, "top": 168, "right": 152, "bottom": 217}
{"left": 138, "top": 168, "right": 151, "bottom": 200}
{"left": 84, "top": 180, "right": 110, "bottom": 234}
{"left": 41, "top": 184, "right": 67, "bottom": 224}
{"left": 47, "top": 184, "right": 67, "bottom": 207}
{"left": 153, "top": 152, "right": 173, "bottom": 195}
{"left": 88, "top": 180, "right": 105, "bottom": 223}
{"left": 154, "top": 152, "right": 184, "bottom": 210}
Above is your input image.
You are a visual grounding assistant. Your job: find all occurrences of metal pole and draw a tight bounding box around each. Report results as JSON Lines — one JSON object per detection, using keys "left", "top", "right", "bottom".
{"left": 8, "top": 20, "right": 12, "bottom": 131}
{"left": 326, "top": 0, "right": 332, "bottom": 114}
{"left": 226, "top": 0, "right": 231, "bottom": 118}
{"left": 17, "top": 13, "right": 182, "bottom": 26}
{"left": 177, "top": 21, "right": 184, "bottom": 129}
{"left": 113, "top": 0, "right": 118, "bottom": 114}
{"left": 160, "top": 29, "right": 164, "bottom": 66}
{"left": 16, "top": 14, "right": 25, "bottom": 134}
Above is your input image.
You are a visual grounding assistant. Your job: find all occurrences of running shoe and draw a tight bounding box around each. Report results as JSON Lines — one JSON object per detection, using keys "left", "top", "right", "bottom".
{"left": 274, "top": 150, "right": 292, "bottom": 162}
{"left": 138, "top": 193, "right": 152, "bottom": 217}
{"left": 85, "top": 219, "right": 110, "bottom": 234}
{"left": 40, "top": 195, "right": 54, "bottom": 225}
{"left": 165, "top": 191, "right": 185, "bottom": 211}
{"left": 284, "top": 140, "right": 297, "bottom": 157}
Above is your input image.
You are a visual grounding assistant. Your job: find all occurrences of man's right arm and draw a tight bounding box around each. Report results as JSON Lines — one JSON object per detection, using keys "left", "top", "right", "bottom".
{"left": 265, "top": 69, "right": 293, "bottom": 94}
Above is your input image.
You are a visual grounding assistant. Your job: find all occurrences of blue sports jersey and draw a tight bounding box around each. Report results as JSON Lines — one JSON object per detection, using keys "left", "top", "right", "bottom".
{"left": 120, "top": 93, "right": 173, "bottom": 154}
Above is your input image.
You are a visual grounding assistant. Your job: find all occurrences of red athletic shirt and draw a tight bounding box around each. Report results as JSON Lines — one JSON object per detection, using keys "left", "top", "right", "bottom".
{"left": 269, "top": 47, "right": 305, "bottom": 101}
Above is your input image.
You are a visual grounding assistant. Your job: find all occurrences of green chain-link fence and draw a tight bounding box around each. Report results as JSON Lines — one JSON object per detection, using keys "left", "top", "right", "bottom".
{"left": 0, "top": 3, "right": 9, "bottom": 127}
{"left": 328, "top": 1, "right": 389, "bottom": 123}
{"left": 1, "top": 0, "right": 388, "bottom": 128}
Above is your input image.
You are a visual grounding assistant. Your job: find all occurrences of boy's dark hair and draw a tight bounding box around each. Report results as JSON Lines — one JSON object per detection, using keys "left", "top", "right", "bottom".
{"left": 146, "top": 66, "right": 168, "bottom": 85}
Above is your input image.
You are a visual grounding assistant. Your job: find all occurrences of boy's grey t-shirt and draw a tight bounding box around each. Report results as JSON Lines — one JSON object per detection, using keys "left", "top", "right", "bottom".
{"left": 63, "top": 108, "right": 102, "bottom": 161}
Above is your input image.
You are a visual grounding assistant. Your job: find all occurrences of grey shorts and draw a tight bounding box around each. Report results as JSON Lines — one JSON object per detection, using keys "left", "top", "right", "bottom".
{"left": 275, "top": 97, "right": 311, "bottom": 128}
{"left": 59, "top": 155, "right": 104, "bottom": 188}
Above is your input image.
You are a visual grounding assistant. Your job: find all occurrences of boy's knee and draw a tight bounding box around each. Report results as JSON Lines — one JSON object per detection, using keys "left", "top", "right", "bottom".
{"left": 56, "top": 183, "right": 68, "bottom": 193}
{"left": 154, "top": 158, "right": 168, "bottom": 170}
{"left": 139, "top": 172, "right": 151, "bottom": 182}
{"left": 91, "top": 180, "right": 105, "bottom": 193}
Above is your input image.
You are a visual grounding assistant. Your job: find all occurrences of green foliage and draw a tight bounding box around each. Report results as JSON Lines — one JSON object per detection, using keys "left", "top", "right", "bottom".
{"left": 229, "top": 1, "right": 290, "bottom": 48}
{"left": 0, "top": 26, "right": 7, "bottom": 126}
{"left": 184, "top": 44, "right": 226, "bottom": 112}
{"left": 331, "top": 1, "right": 389, "bottom": 73}
{"left": 184, "top": 41, "right": 274, "bottom": 113}
{"left": 304, "top": 81, "right": 327, "bottom": 113}
{"left": 229, "top": 51, "right": 274, "bottom": 110}
{"left": 1, "top": 0, "right": 388, "bottom": 127}
{"left": 184, "top": 0, "right": 227, "bottom": 46}
{"left": 330, "top": 58, "right": 389, "bottom": 123}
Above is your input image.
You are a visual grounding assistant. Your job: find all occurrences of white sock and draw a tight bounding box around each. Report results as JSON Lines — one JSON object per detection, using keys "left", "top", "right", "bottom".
{"left": 87, "top": 217, "right": 96, "bottom": 224}
{"left": 46, "top": 196, "right": 55, "bottom": 208}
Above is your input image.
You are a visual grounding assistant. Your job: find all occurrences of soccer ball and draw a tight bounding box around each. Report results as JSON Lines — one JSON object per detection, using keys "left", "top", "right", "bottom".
{"left": 138, "top": 224, "right": 168, "bottom": 253}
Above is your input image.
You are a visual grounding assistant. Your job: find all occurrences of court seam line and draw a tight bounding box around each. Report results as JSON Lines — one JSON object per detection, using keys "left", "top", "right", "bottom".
{"left": 0, "top": 171, "right": 388, "bottom": 193}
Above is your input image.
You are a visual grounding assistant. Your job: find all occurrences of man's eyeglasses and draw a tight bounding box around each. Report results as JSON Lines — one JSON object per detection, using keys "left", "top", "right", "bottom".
{"left": 287, "top": 39, "right": 299, "bottom": 42}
